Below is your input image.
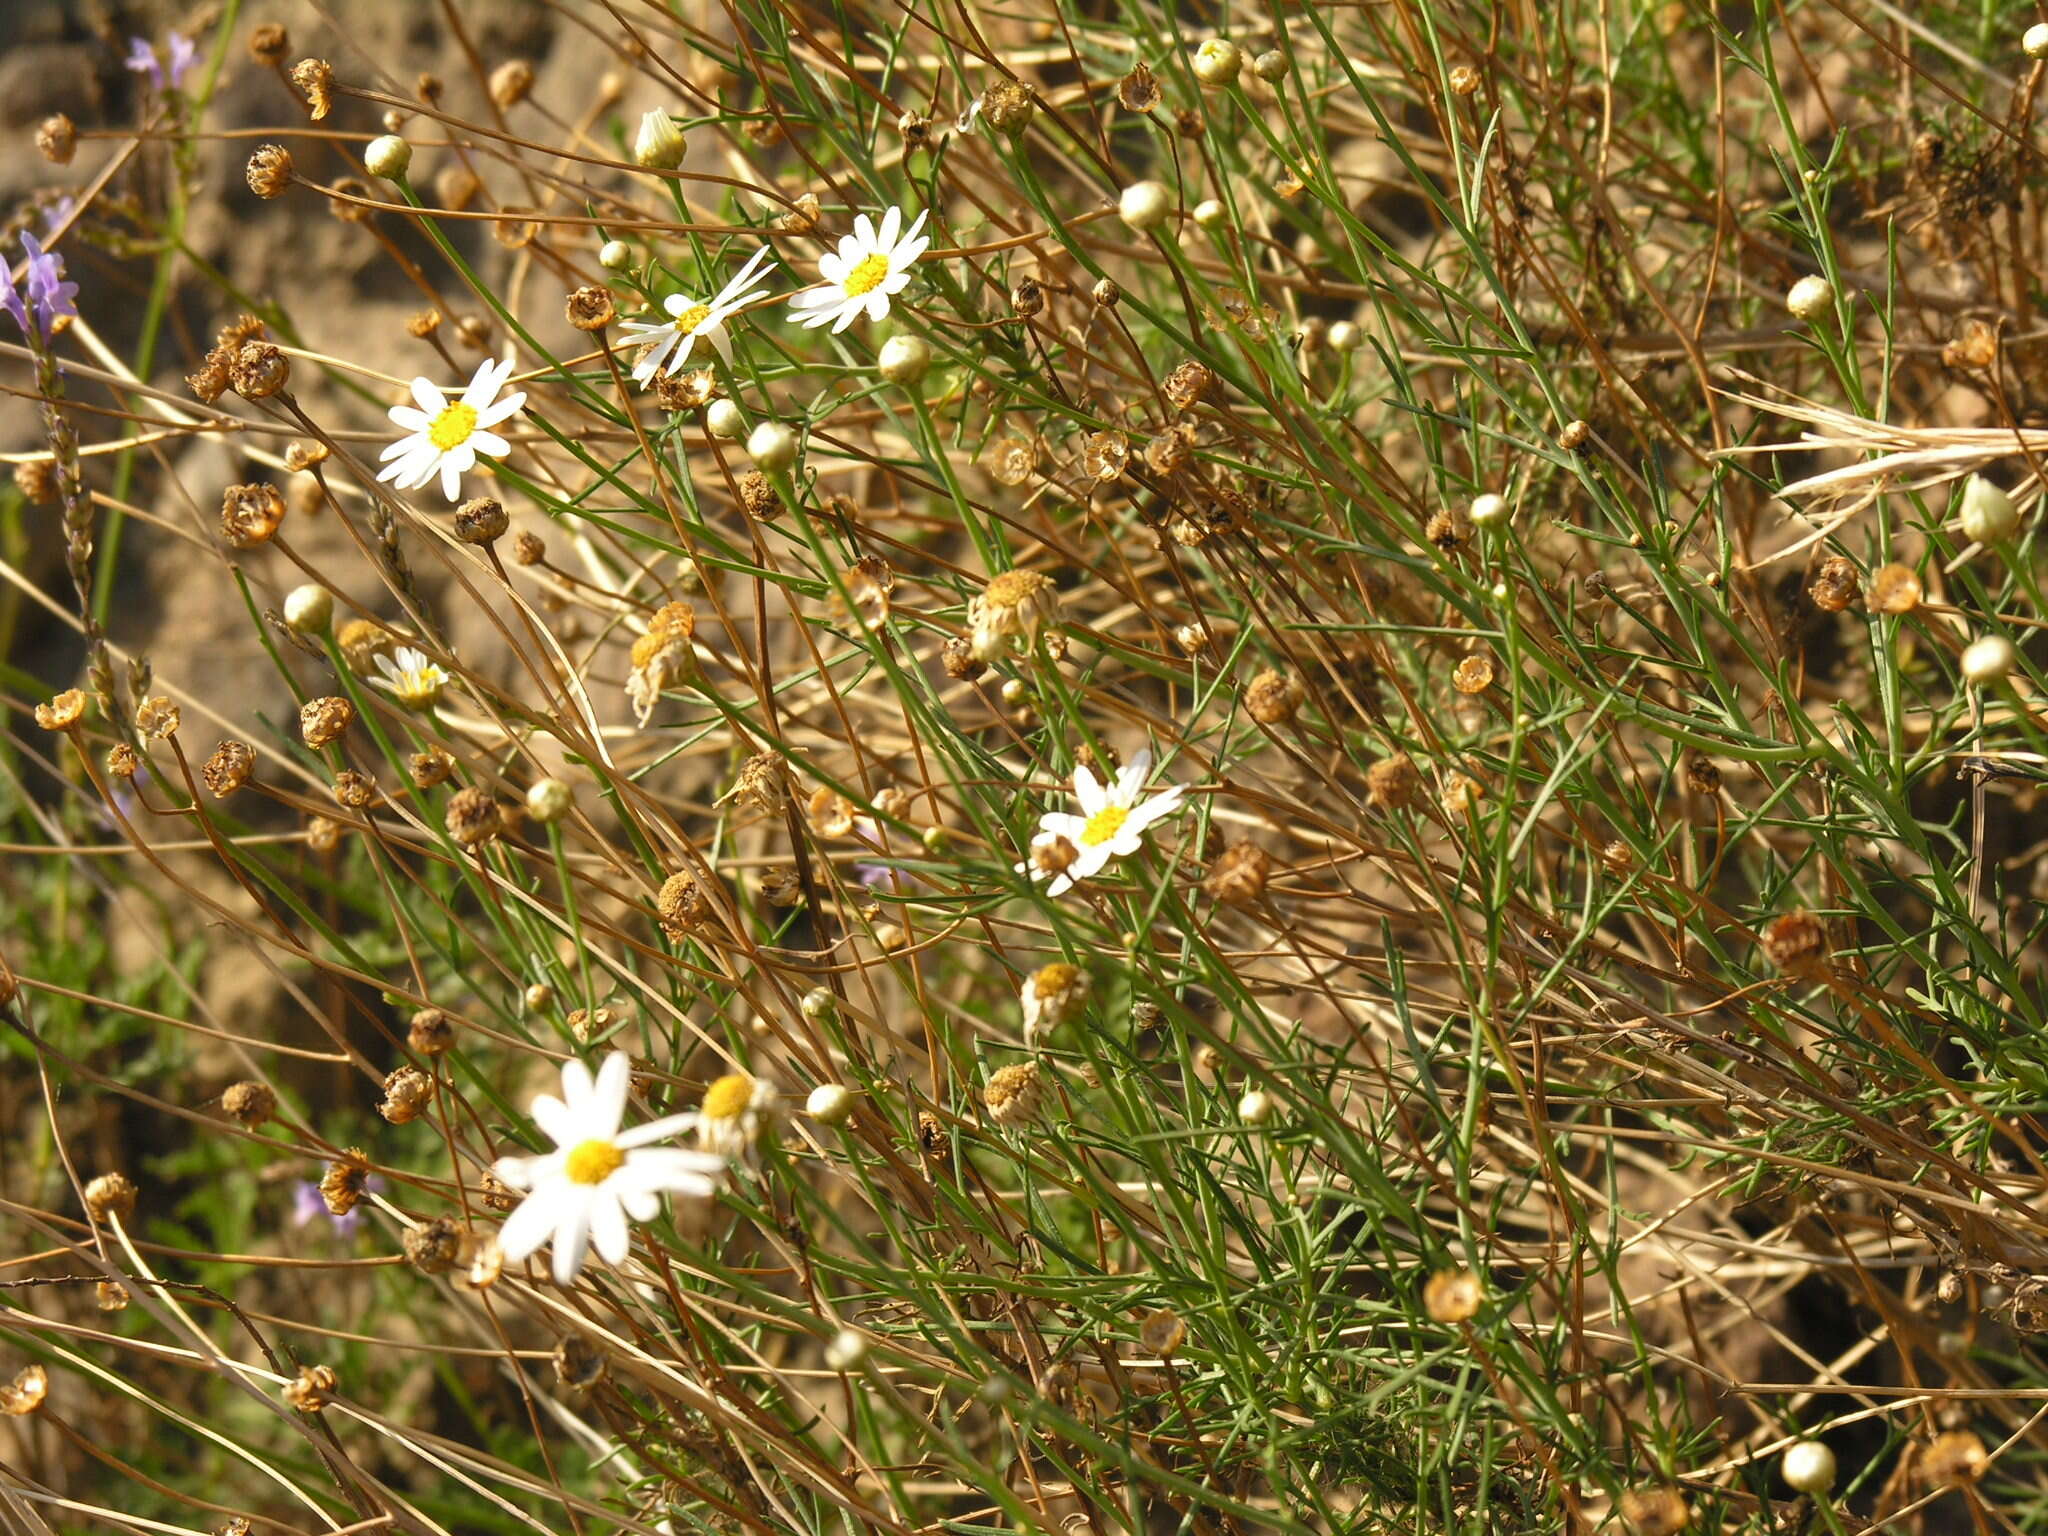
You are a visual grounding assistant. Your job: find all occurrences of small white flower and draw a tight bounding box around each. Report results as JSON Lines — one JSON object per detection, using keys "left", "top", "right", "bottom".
{"left": 1016, "top": 749, "right": 1186, "bottom": 897}
{"left": 372, "top": 646, "right": 449, "bottom": 711}
{"left": 788, "top": 206, "right": 931, "bottom": 333}
{"left": 493, "top": 1053, "right": 725, "bottom": 1287}
{"left": 378, "top": 357, "right": 525, "bottom": 503}
{"left": 617, "top": 245, "right": 777, "bottom": 386}
{"left": 670, "top": 1071, "right": 777, "bottom": 1158}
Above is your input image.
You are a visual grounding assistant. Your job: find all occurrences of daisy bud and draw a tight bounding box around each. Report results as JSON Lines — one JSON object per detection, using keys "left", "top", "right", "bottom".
{"left": 800, "top": 986, "right": 836, "bottom": 1021}
{"left": 1119, "top": 180, "right": 1173, "bottom": 231}
{"left": 824, "top": 1327, "right": 868, "bottom": 1370}
{"left": 633, "top": 109, "right": 687, "bottom": 170}
{"left": 1786, "top": 274, "right": 1833, "bottom": 321}
{"left": 706, "top": 398, "right": 745, "bottom": 439}
{"left": 1253, "top": 50, "right": 1289, "bottom": 81}
{"left": 1960, "top": 475, "right": 2018, "bottom": 543}
{"left": 524, "top": 983, "right": 554, "bottom": 1013}
{"left": 364, "top": 134, "right": 411, "bottom": 180}
{"left": 1962, "top": 633, "right": 2017, "bottom": 685}
{"left": 1781, "top": 1440, "right": 1837, "bottom": 1495}
{"left": 1469, "top": 492, "right": 1510, "bottom": 527}
{"left": 1193, "top": 38, "right": 1242, "bottom": 87}
{"left": 1192, "top": 197, "right": 1226, "bottom": 228}
{"left": 1237, "top": 1088, "right": 1274, "bottom": 1125}
{"left": 878, "top": 334, "right": 932, "bottom": 386}
{"left": 1326, "top": 319, "right": 1360, "bottom": 351}
{"left": 747, "top": 420, "right": 797, "bottom": 473}
{"left": 526, "top": 777, "right": 574, "bottom": 824}
{"left": 280, "top": 586, "right": 334, "bottom": 641}
{"left": 2028, "top": 21, "right": 2048, "bottom": 57}
{"left": 598, "top": 238, "right": 631, "bottom": 270}
{"left": 806, "top": 1083, "right": 855, "bottom": 1125}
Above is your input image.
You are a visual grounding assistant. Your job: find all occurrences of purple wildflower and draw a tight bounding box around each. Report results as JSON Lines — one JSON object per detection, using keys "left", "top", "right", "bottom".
{"left": 1, "top": 273, "right": 26, "bottom": 340}
{"left": 166, "top": 34, "right": 198, "bottom": 89}
{"left": 125, "top": 34, "right": 197, "bottom": 93}
{"left": 19, "top": 234, "right": 76, "bottom": 336}
{"left": 41, "top": 197, "right": 75, "bottom": 239}
{"left": 124, "top": 36, "right": 163, "bottom": 91}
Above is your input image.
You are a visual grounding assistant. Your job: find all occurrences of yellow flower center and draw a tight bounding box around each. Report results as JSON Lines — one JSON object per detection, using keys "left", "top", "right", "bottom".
{"left": 672, "top": 302, "right": 713, "bottom": 335}
{"left": 564, "top": 1139, "right": 624, "bottom": 1185}
{"left": 701, "top": 1072, "right": 755, "bottom": 1122}
{"left": 428, "top": 401, "right": 478, "bottom": 450}
{"left": 1080, "top": 804, "right": 1130, "bottom": 847}
{"left": 842, "top": 252, "right": 891, "bottom": 297}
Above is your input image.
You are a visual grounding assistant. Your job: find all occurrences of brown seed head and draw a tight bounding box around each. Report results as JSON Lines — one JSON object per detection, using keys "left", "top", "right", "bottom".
{"left": 489, "top": 58, "right": 535, "bottom": 108}
{"left": 284, "top": 440, "right": 329, "bottom": 472}
{"left": 84, "top": 1172, "right": 138, "bottom": 1222}
{"left": 942, "top": 636, "right": 986, "bottom": 680}
{"left": 13, "top": 458, "right": 57, "bottom": 504}
{"left": 1809, "top": 555, "right": 1860, "bottom": 613}
{"left": 1244, "top": 669, "right": 1303, "bottom": 724}
{"left": 732, "top": 751, "right": 791, "bottom": 815}
{"left": 0, "top": 1365, "right": 49, "bottom": 1416}
{"left": 133, "top": 696, "right": 180, "bottom": 738}
{"left": 980, "top": 77, "right": 1037, "bottom": 135}
{"left": 512, "top": 530, "right": 545, "bottom": 566}
{"left": 33, "top": 689, "right": 86, "bottom": 731}
{"left": 331, "top": 770, "right": 378, "bottom": 810}
{"left": 221, "top": 1080, "right": 277, "bottom": 1127}
{"left": 403, "top": 1217, "right": 462, "bottom": 1275}
{"left": 656, "top": 871, "right": 710, "bottom": 938}
{"left": 290, "top": 58, "right": 334, "bottom": 119}
{"left": 106, "top": 743, "right": 140, "bottom": 778}
{"left": 408, "top": 1007, "right": 456, "bottom": 1055}
{"left": 565, "top": 284, "right": 615, "bottom": 332}
{"left": 336, "top": 618, "right": 396, "bottom": 673}
{"left": 1869, "top": 561, "right": 1922, "bottom": 614}
{"left": 1423, "top": 1266, "right": 1483, "bottom": 1322}
{"left": 220, "top": 482, "right": 287, "bottom": 547}
{"left": 36, "top": 114, "right": 76, "bottom": 166}
{"left": 1118, "top": 62, "right": 1162, "bottom": 112}
{"left": 1762, "top": 911, "right": 1829, "bottom": 978}
{"left": 1092, "top": 277, "right": 1121, "bottom": 308}
{"left": 249, "top": 23, "right": 290, "bottom": 67}
{"left": 1164, "top": 360, "right": 1213, "bottom": 411}
{"left": 445, "top": 787, "right": 504, "bottom": 847}
{"left": 1922, "top": 1429, "right": 1988, "bottom": 1487}
{"left": 1683, "top": 754, "right": 1720, "bottom": 795}
{"left": 231, "top": 341, "right": 290, "bottom": 399}
{"left": 299, "top": 695, "right": 354, "bottom": 749}
{"left": 756, "top": 866, "right": 805, "bottom": 906}
{"left": 245, "top": 142, "right": 293, "bottom": 198}
{"left": 379, "top": 1066, "right": 433, "bottom": 1124}
{"left": 1559, "top": 418, "right": 1592, "bottom": 452}
{"left": 1425, "top": 508, "right": 1471, "bottom": 552}
{"left": 1010, "top": 277, "right": 1044, "bottom": 318}
{"left": 410, "top": 747, "right": 454, "bottom": 788}
{"left": 1366, "top": 753, "right": 1421, "bottom": 811}
{"left": 320, "top": 1148, "right": 369, "bottom": 1215}
{"left": 566, "top": 1005, "right": 617, "bottom": 1045}
{"left": 1146, "top": 427, "right": 1193, "bottom": 475}
{"left": 1203, "top": 841, "right": 1272, "bottom": 907}
{"left": 554, "top": 1334, "right": 608, "bottom": 1389}
{"left": 455, "top": 496, "right": 508, "bottom": 544}
{"left": 325, "top": 175, "right": 374, "bottom": 223}
{"left": 1453, "top": 655, "right": 1495, "bottom": 694}
{"left": 188, "top": 344, "right": 234, "bottom": 403}
{"left": 97, "top": 1281, "right": 129, "bottom": 1312}
{"left": 984, "top": 1061, "right": 1045, "bottom": 1128}
{"left": 203, "top": 741, "right": 256, "bottom": 796}
{"left": 305, "top": 815, "right": 344, "bottom": 855}
{"left": 1448, "top": 64, "right": 1482, "bottom": 96}
{"left": 736, "top": 470, "right": 782, "bottom": 519}
{"left": 1028, "top": 833, "right": 1080, "bottom": 879}
{"left": 283, "top": 1364, "right": 337, "bottom": 1412}
{"left": 1618, "top": 1488, "right": 1688, "bottom": 1536}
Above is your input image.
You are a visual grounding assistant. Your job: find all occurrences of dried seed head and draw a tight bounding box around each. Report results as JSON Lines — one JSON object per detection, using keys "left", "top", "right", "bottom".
{"left": 1027, "top": 831, "right": 1080, "bottom": 880}
{"left": 1366, "top": 753, "right": 1420, "bottom": 811}
{"left": 306, "top": 815, "right": 344, "bottom": 855}
{"left": 1203, "top": 841, "right": 1271, "bottom": 906}
{"left": 97, "top": 1281, "right": 129, "bottom": 1312}
{"left": 1809, "top": 555, "right": 1859, "bottom": 613}
{"left": 566, "top": 1005, "right": 617, "bottom": 1045}
{"left": 379, "top": 1065, "right": 433, "bottom": 1123}
{"left": 1683, "top": 755, "right": 1720, "bottom": 796}
{"left": 970, "top": 568, "right": 1061, "bottom": 660}
{"left": 1119, "top": 61, "right": 1162, "bottom": 112}
{"left": 290, "top": 58, "right": 335, "bottom": 120}
{"left": 565, "top": 284, "right": 615, "bottom": 332}
{"left": 1558, "top": 417, "right": 1592, "bottom": 452}
{"left": 1923, "top": 1429, "right": 1987, "bottom": 1487}
{"left": 299, "top": 695, "right": 354, "bottom": 749}
{"left": 757, "top": 867, "right": 805, "bottom": 906}
{"left": 1619, "top": 1488, "right": 1688, "bottom": 1536}
{"left": 283, "top": 1364, "right": 337, "bottom": 1412}
{"left": 402, "top": 1217, "right": 462, "bottom": 1275}
{"left": 84, "top": 1172, "right": 138, "bottom": 1222}
{"left": 1945, "top": 318, "right": 1999, "bottom": 371}
{"left": 106, "top": 743, "right": 140, "bottom": 778}
{"left": 334, "top": 619, "right": 394, "bottom": 673}
{"left": 736, "top": 469, "right": 782, "bottom": 519}
{"left": 731, "top": 752, "right": 791, "bottom": 815}
{"left": 445, "top": 788, "right": 504, "bottom": 846}
{"left": 1139, "top": 1307, "right": 1186, "bottom": 1355}
{"left": 807, "top": 786, "right": 857, "bottom": 838}
{"left": 980, "top": 77, "right": 1037, "bottom": 135}
{"left": 0, "top": 1364, "right": 48, "bottom": 1416}
{"left": 656, "top": 871, "right": 710, "bottom": 938}
{"left": 554, "top": 1334, "right": 608, "bottom": 1388}
{"left": 1244, "top": 669, "right": 1303, "bottom": 724}
{"left": 231, "top": 341, "right": 290, "bottom": 399}
{"left": 408, "top": 1007, "right": 455, "bottom": 1055}
{"left": 13, "top": 458, "right": 57, "bottom": 504}
{"left": 1762, "top": 911, "right": 1828, "bottom": 978}
{"left": 489, "top": 59, "right": 535, "bottom": 108}
{"left": 1423, "top": 1266, "right": 1483, "bottom": 1322}
{"left": 135, "top": 696, "right": 179, "bottom": 739}
{"left": 220, "top": 483, "right": 287, "bottom": 547}
{"left": 283, "top": 440, "right": 328, "bottom": 472}
{"left": 454, "top": 496, "right": 508, "bottom": 545}
{"left": 513, "top": 530, "right": 545, "bottom": 565}
{"left": 941, "top": 636, "right": 986, "bottom": 680}
{"left": 331, "top": 770, "right": 378, "bottom": 810}
{"left": 1147, "top": 427, "right": 1194, "bottom": 475}
{"left": 221, "top": 1080, "right": 277, "bottom": 1127}
{"left": 203, "top": 741, "right": 256, "bottom": 796}
{"left": 188, "top": 344, "right": 234, "bottom": 403}
{"left": 1447, "top": 64, "right": 1482, "bottom": 96}
{"left": 36, "top": 114, "right": 76, "bottom": 165}
{"left": 1010, "top": 277, "right": 1044, "bottom": 318}
{"left": 1425, "top": 507, "right": 1471, "bottom": 552}
{"left": 983, "top": 1061, "right": 1045, "bottom": 1129}
{"left": 410, "top": 747, "right": 454, "bottom": 787}
{"left": 249, "top": 23, "right": 290, "bottom": 66}
{"left": 1092, "top": 276, "right": 1121, "bottom": 307}
{"left": 1163, "top": 360, "right": 1213, "bottom": 411}
{"left": 320, "top": 1148, "right": 370, "bottom": 1215}
{"left": 34, "top": 689, "right": 86, "bottom": 731}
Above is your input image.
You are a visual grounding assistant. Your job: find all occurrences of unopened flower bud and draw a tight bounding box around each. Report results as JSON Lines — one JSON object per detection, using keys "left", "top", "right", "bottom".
{"left": 1962, "top": 633, "right": 2017, "bottom": 685}
{"left": 283, "top": 584, "right": 333, "bottom": 635}
{"left": 1120, "top": 180, "right": 1172, "bottom": 231}
{"left": 364, "top": 134, "right": 411, "bottom": 180}
{"left": 747, "top": 420, "right": 797, "bottom": 473}
{"left": 878, "top": 334, "right": 931, "bottom": 386}
{"left": 806, "top": 1083, "right": 855, "bottom": 1125}
{"left": 598, "top": 238, "right": 631, "bottom": 270}
{"left": 1192, "top": 38, "right": 1242, "bottom": 87}
{"left": 1786, "top": 274, "right": 1833, "bottom": 321}
{"left": 525, "top": 777, "right": 573, "bottom": 824}
{"left": 634, "top": 109, "right": 686, "bottom": 170}
{"left": 1960, "top": 475, "right": 2018, "bottom": 544}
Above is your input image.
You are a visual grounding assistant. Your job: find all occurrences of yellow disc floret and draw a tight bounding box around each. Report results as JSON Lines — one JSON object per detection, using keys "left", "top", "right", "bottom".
{"left": 429, "top": 401, "right": 479, "bottom": 450}
{"left": 701, "top": 1071, "right": 756, "bottom": 1122}
{"left": 672, "top": 302, "right": 713, "bottom": 334}
{"left": 843, "top": 253, "right": 890, "bottom": 297}
{"left": 564, "top": 1138, "right": 624, "bottom": 1185}
{"left": 1080, "top": 804, "right": 1130, "bottom": 846}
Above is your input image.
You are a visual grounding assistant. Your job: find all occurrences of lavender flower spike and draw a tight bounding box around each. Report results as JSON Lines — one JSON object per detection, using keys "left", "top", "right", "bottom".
{"left": 19, "top": 234, "right": 77, "bottom": 337}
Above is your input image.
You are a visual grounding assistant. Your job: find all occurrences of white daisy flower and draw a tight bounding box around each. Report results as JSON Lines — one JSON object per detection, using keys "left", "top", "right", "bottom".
{"left": 377, "top": 356, "right": 526, "bottom": 503}
{"left": 787, "top": 206, "right": 931, "bottom": 333}
{"left": 371, "top": 646, "right": 449, "bottom": 711}
{"left": 493, "top": 1052, "right": 725, "bottom": 1287}
{"left": 617, "top": 245, "right": 778, "bottom": 386}
{"left": 669, "top": 1070, "right": 777, "bottom": 1159}
{"left": 1016, "top": 749, "right": 1186, "bottom": 898}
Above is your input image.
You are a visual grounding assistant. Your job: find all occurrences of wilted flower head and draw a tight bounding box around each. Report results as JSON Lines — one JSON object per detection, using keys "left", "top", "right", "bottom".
{"left": 969, "top": 569, "right": 1061, "bottom": 661}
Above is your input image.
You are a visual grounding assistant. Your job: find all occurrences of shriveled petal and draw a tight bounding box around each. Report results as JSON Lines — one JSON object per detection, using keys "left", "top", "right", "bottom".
{"left": 498, "top": 1180, "right": 568, "bottom": 1262}
{"left": 587, "top": 1187, "right": 629, "bottom": 1266}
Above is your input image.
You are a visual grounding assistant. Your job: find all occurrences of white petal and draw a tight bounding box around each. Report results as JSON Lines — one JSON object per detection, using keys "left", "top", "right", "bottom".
{"left": 559, "top": 1058, "right": 595, "bottom": 1112}
{"left": 439, "top": 457, "right": 463, "bottom": 503}
{"left": 1067, "top": 845, "right": 1114, "bottom": 884}
{"left": 462, "top": 358, "right": 506, "bottom": 408}
{"left": 894, "top": 235, "right": 932, "bottom": 267}
{"left": 591, "top": 1052, "right": 632, "bottom": 1137}
{"left": 529, "top": 1092, "right": 577, "bottom": 1147}
{"left": 1038, "top": 812, "right": 1087, "bottom": 842}
{"left": 900, "top": 207, "right": 930, "bottom": 245}
{"left": 853, "top": 212, "right": 877, "bottom": 248}
{"left": 470, "top": 429, "right": 509, "bottom": 458}
{"left": 816, "top": 252, "right": 847, "bottom": 285}
{"left": 619, "top": 1146, "right": 727, "bottom": 1181}
{"left": 410, "top": 378, "right": 446, "bottom": 415}
{"left": 662, "top": 292, "right": 692, "bottom": 317}
{"left": 863, "top": 292, "right": 891, "bottom": 323}
{"left": 617, "top": 1180, "right": 661, "bottom": 1223}
{"left": 1118, "top": 749, "right": 1155, "bottom": 797}
{"left": 379, "top": 432, "right": 425, "bottom": 462}
{"left": 498, "top": 1181, "right": 567, "bottom": 1262}
{"left": 877, "top": 207, "right": 900, "bottom": 247}
{"left": 388, "top": 406, "right": 431, "bottom": 432}
{"left": 1072, "top": 764, "right": 1104, "bottom": 813}
{"left": 477, "top": 391, "right": 525, "bottom": 426}
{"left": 1044, "top": 870, "right": 1076, "bottom": 898}
{"left": 550, "top": 1197, "right": 591, "bottom": 1286}
{"left": 587, "top": 1188, "right": 629, "bottom": 1265}
{"left": 831, "top": 300, "right": 864, "bottom": 334}
{"left": 614, "top": 1112, "right": 701, "bottom": 1150}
